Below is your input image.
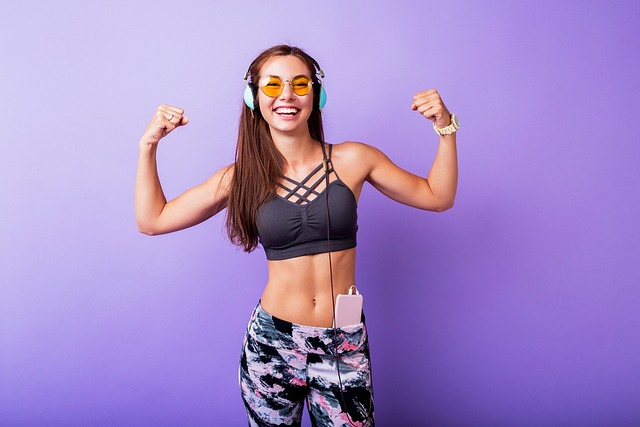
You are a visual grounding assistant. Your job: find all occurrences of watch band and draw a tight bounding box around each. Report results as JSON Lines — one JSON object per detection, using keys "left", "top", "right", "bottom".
{"left": 433, "top": 114, "right": 460, "bottom": 136}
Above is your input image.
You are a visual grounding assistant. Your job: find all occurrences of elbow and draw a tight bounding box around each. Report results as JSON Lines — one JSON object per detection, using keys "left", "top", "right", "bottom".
{"left": 136, "top": 220, "right": 159, "bottom": 236}
{"left": 137, "top": 226, "right": 155, "bottom": 236}
{"left": 437, "top": 204, "right": 454, "bottom": 213}
{"left": 432, "top": 198, "right": 455, "bottom": 213}
{"left": 442, "top": 199, "right": 455, "bottom": 211}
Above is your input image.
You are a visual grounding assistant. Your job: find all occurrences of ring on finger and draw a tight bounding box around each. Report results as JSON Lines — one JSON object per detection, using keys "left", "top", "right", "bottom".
{"left": 168, "top": 114, "right": 174, "bottom": 121}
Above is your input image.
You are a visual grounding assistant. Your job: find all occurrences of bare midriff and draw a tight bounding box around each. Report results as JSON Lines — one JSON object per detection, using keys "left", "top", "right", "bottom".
{"left": 260, "top": 247, "right": 357, "bottom": 328}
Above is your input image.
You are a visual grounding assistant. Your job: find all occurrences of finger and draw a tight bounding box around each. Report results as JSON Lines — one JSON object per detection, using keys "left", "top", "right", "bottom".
{"left": 156, "top": 107, "right": 177, "bottom": 123}
{"left": 157, "top": 104, "right": 185, "bottom": 115}
{"left": 423, "top": 107, "right": 451, "bottom": 127}
{"left": 413, "top": 92, "right": 442, "bottom": 108}
{"left": 412, "top": 98, "right": 429, "bottom": 110}
{"left": 413, "top": 89, "right": 438, "bottom": 100}
{"left": 411, "top": 99, "right": 432, "bottom": 110}
{"left": 417, "top": 104, "right": 442, "bottom": 122}
{"left": 412, "top": 98, "right": 430, "bottom": 111}
{"left": 425, "top": 107, "right": 448, "bottom": 123}
{"left": 155, "top": 113, "right": 177, "bottom": 132}
{"left": 168, "top": 113, "right": 189, "bottom": 127}
{"left": 417, "top": 96, "right": 447, "bottom": 114}
{"left": 416, "top": 99, "right": 440, "bottom": 114}
{"left": 157, "top": 105, "right": 185, "bottom": 123}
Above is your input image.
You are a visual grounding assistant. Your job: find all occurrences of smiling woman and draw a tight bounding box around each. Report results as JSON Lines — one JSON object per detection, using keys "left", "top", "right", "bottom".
{"left": 134, "top": 44, "right": 458, "bottom": 426}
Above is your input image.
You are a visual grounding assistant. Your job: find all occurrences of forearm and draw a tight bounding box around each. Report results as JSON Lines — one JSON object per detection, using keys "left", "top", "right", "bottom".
{"left": 135, "top": 142, "right": 167, "bottom": 234}
{"left": 425, "top": 133, "right": 458, "bottom": 210}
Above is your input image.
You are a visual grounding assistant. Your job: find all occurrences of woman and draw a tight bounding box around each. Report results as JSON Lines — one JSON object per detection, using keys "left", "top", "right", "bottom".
{"left": 135, "top": 45, "right": 458, "bottom": 427}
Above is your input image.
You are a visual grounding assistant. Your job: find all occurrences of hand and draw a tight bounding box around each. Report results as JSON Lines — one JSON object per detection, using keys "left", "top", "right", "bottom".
{"left": 140, "top": 104, "right": 189, "bottom": 146}
{"left": 411, "top": 89, "right": 451, "bottom": 128}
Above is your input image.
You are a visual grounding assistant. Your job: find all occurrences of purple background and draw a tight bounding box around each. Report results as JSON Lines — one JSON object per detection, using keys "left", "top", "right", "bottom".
{"left": 2, "top": 1, "right": 639, "bottom": 425}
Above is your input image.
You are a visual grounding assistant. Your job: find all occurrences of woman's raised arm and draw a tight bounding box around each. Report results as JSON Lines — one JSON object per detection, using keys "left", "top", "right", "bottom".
{"left": 134, "top": 105, "right": 231, "bottom": 235}
{"left": 359, "top": 89, "right": 458, "bottom": 211}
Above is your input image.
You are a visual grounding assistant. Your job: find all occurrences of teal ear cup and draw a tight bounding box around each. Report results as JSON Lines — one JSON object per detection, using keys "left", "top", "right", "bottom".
{"left": 243, "top": 85, "right": 255, "bottom": 110}
{"left": 318, "top": 86, "right": 327, "bottom": 110}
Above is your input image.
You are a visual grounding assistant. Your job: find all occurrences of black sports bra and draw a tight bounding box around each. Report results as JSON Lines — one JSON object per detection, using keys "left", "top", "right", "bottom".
{"left": 256, "top": 144, "right": 358, "bottom": 260}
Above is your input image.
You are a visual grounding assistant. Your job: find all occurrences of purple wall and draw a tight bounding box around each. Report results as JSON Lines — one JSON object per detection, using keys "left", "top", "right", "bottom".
{"left": 2, "top": 1, "right": 639, "bottom": 425}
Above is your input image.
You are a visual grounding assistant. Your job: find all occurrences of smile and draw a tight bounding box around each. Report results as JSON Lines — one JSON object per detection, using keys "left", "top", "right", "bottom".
{"left": 274, "top": 107, "right": 300, "bottom": 117}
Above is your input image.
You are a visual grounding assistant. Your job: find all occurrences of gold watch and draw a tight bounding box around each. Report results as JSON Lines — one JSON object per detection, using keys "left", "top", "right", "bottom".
{"left": 433, "top": 114, "right": 460, "bottom": 136}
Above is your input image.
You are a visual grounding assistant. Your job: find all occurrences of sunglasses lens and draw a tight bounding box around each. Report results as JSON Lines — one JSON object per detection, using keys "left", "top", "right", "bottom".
{"left": 291, "top": 76, "right": 311, "bottom": 96}
{"left": 259, "top": 75, "right": 312, "bottom": 97}
{"left": 261, "top": 76, "right": 283, "bottom": 97}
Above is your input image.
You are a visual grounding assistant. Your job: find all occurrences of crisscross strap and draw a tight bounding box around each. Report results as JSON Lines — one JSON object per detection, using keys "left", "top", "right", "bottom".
{"left": 278, "top": 144, "right": 336, "bottom": 205}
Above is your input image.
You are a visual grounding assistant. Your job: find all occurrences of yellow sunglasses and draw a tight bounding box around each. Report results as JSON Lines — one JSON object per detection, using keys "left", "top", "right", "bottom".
{"left": 258, "top": 75, "right": 313, "bottom": 98}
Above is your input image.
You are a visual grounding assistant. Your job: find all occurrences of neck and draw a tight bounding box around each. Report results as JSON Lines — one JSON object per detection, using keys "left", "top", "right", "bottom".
{"left": 271, "top": 128, "right": 321, "bottom": 170}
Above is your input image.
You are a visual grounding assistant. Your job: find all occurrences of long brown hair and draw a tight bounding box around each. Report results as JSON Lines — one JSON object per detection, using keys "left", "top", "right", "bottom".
{"left": 226, "top": 45, "right": 326, "bottom": 252}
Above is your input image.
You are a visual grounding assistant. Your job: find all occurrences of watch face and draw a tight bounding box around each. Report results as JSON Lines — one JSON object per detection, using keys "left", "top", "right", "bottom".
{"left": 452, "top": 115, "right": 460, "bottom": 128}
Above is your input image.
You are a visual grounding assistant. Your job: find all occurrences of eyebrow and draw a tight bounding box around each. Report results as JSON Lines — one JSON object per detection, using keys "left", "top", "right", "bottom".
{"left": 260, "top": 74, "right": 310, "bottom": 80}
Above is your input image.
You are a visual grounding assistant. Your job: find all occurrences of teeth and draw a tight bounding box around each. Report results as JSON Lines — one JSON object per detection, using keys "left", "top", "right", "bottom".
{"left": 275, "top": 107, "right": 299, "bottom": 114}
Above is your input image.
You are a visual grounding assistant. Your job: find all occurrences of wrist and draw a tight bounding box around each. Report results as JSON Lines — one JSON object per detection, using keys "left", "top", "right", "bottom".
{"left": 435, "top": 116, "right": 452, "bottom": 128}
{"left": 139, "top": 138, "right": 158, "bottom": 150}
{"left": 138, "top": 141, "right": 159, "bottom": 157}
{"left": 433, "top": 114, "right": 460, "bottom": 136}
{"left": 439, "top": 132, "right": 457, "bottom": 142}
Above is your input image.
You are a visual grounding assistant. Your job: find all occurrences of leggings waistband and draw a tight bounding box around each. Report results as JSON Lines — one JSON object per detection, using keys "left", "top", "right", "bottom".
{"left": 247, "top": 302, "right": 368, "bottom": 355}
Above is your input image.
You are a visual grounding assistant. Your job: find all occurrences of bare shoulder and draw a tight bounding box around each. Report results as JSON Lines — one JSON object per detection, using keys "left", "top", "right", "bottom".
{"left": 328, "top": 142, "right": 385, "bottom": 200}
{"left": 219, "top": 163, "right": 235, "bottom": 186}
{"left": 205, "top": 163, "right": 234, "bottom": 188}
{"left": 331, "top": 141, "right": 387, "bottom": 174}
{"left": 331, "top": 140, "right": 377, "bottom": 156}
{"left": 331, "top": 141, "right": 382, "bottom": 166}
{"left": 201, "top": 164, "right": 235, "bottom": 199}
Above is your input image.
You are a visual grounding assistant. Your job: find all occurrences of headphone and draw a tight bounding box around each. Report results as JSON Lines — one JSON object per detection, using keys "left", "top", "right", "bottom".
{"left": 243, "top": 60, "right": 327, "bottom": 111}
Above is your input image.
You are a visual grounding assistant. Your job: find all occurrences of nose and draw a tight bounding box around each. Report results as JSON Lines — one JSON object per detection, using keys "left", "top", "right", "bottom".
{"left": 279, "top": 80, "right": 295, "bottom": 99}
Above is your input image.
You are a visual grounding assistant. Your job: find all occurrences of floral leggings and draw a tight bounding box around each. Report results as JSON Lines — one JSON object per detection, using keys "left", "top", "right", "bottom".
{"left": 239, "top": 303, "right": 375, "bottom": 427}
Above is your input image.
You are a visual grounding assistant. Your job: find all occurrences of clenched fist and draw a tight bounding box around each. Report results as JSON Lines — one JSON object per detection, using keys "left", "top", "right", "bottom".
{"left": 411, "top": 89, "right": 451, "bottom": 129}
{"left": 139, "top": 104, "right": 189, "bottom": 147}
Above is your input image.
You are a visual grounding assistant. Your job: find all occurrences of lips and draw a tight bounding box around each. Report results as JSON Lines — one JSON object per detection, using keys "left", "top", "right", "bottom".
{"left": 274, "top": 106, "right": 300, "bottom": 117}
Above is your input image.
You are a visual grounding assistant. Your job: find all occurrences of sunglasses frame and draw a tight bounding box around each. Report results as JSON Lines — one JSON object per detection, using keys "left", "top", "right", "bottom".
{"left": 258, "top": 74, "right": 314, "bottom": 98}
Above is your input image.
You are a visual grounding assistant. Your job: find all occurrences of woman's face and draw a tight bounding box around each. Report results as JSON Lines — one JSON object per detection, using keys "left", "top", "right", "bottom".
{"left": 256, "top": 55, "right": 314, "bottom": 136}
